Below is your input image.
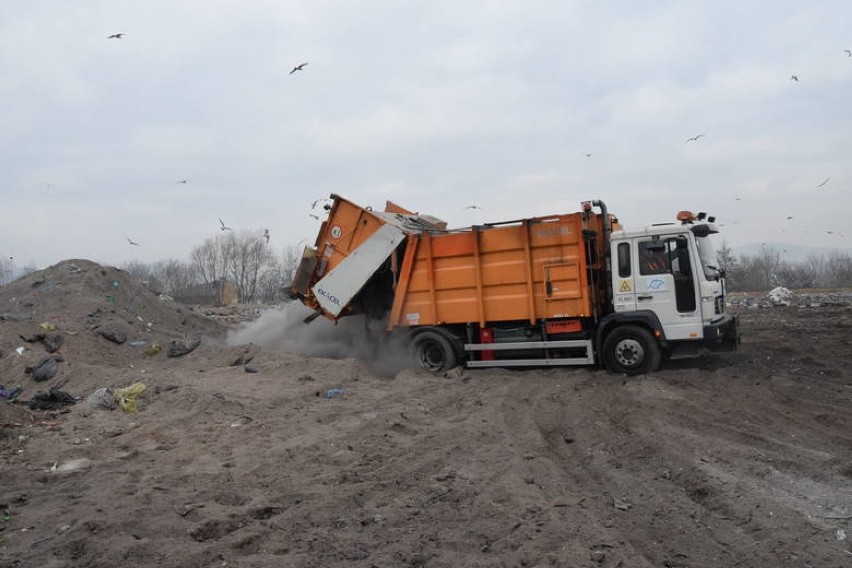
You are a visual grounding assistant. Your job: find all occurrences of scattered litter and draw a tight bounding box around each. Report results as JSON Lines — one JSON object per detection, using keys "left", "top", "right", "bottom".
{"left": 113, "top": 382, "right": 147, "bottom": 413}
{"left": 15, "top": 347, "right": 25, "bottom": 356}
{"left": 5, "top": 385, "right": 23, "bottom": 401}
{"left": 230, "top": 416, "right": 253, "bottom": 428}
{"left": 767, "top": 286, "right": 792, "bottom": 306}
{"left": 29, "top": 356, "right": 63, "bottom": 382}
{"left": 174, "top": 503, "right": 204, "bottom": 517}
{"left": 53, "top": 458, "right": 93, "bottom": 473}
{"left": 244, "top": 365, "right": 259, "bottom": 374}
{"left": 158, "top": 293, "right": 174, "bottom": 302}
{"left": 105, "top": 294, "right": 115, "bottom": 305}
{"left": 230, "top": 354, "right": 254, "bottom": 367}
{"left": 43, "top": 333, "right": 64, "bottom": 353}
{"left": 38, "top": 322, "right": 56, "bottom": 332}
{"left": 129, "top": 340, "right": 146, "bottom": 348}
{"left": 144, "top": 343, "right": 162, "bottom": 356}
{"left": 28, "top": 387, "right": 77, "bottom": 410}
{"left": 444, "top": 366, "right": 471, "bottom": 382}
{"left": 97, "top": 328, "right": 127, "bottom": 344}
{"left": 838, "top": 528, "right": 847, "bottom": 542}
{"left": 112, "top": 280, "right": 120, "bottom": 288}
{"left": 613, "top": 497, "right": 632, "bottom": 511}
{"left": 87, "top": 387, "right": 116, "bottom": 411}
{"left": 168, "top": 338, "right": 201, "bottom": 358}
{"left": 325, "top": 388, "right": 345, "bottom": 399}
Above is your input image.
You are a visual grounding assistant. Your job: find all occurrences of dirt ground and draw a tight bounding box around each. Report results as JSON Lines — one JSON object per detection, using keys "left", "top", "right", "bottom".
{"left": 1, "top": 260, "right": 850, "bottom": 568}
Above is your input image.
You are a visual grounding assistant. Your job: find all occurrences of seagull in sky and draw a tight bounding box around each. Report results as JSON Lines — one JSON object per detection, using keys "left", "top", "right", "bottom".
{"left": 176, "top": 179, "right": 188, "bottom": 184}
{"left": 464, "top": 205, "right": 481, "bottom": 210}
{"left": 844, "top": 49, "right": 851, "bottom": 57}
{"left": 219, "top": 218, "right": 232, "bottom": 231}
{"left": 126, "top": 236, "right": 140, "bottom": 246}
{"left": 685, "top": 134, "right": 705, "bottom": 143}
{"left": 786, "top": 215, "right": 793, "bottom": 220}
{"left": 790, "top": 74, "right": 799, "bottom": 82}
{"left": 262, "top": 229, "right": 270, "bottom": 244}
{"left": 584, "top": 152, "right": 593, "bottom": 158}
{"left": 309, "top": 213, "right": 319, "bottom": 220}
{"left": 107, "top": 33, "right": 125, "bottom": 39}
{"left": 290, "top": 62, "right": 308, "bottom": 74}
{"left": 817, "top": 177, "right": 830, "bottom": 188}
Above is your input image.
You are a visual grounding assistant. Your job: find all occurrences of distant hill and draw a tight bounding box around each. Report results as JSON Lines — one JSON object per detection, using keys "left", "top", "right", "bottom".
{"left": 733, "top": 242, "right": 852, "bottom": 263}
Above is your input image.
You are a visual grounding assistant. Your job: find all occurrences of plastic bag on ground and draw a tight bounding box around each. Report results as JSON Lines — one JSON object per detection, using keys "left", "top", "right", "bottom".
{"left": 113, "top": 382, "right": 147, "bottom": 413}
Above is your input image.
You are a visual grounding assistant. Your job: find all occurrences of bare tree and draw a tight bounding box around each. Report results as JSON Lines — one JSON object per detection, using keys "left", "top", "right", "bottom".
{"left": 190, "top": 230, "right": 279, "bottom": 303}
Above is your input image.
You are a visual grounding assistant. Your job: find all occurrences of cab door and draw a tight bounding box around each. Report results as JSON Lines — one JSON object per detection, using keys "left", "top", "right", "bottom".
{"left": 611, "top": 241, "right": 637, "bottom": 312}
{"left": 635, "top": 235, "right": 702, "bottom": 340}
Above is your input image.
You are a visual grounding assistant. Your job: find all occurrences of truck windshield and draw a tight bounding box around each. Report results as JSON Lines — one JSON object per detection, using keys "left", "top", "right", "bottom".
{"left": 694, "top": 234, "right": 720, "bottom": 280}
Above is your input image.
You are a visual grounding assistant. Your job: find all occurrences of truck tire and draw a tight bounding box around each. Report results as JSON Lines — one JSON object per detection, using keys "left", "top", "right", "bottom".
{"left": 602, "top": 325, "right": 661, "bottom": 375}
{"left": 411, "top": 330, "right": 458, "bottom": 373}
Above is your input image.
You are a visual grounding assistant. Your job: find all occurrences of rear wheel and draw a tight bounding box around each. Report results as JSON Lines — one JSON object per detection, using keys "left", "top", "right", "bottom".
{"left": 411, "top": 330, "right": 458, "bottom": 373}
{"left": 602, "top": 325, "right": 661, "bottom": 375}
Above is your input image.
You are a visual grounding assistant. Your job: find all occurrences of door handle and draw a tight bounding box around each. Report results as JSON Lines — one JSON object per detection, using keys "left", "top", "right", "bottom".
{"left": 637, "top": 295, "right": 653, "bottom": 300}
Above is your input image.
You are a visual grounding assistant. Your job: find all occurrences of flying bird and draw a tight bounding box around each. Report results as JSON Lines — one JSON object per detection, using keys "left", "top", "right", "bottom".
{"left": 107, "top": 33, "right": 125, "bottom": 39}
{"left": 845, "top": 49, "right": 851, "bottom": 57}
{"left": 790, "top": 74, "right": 799, "bottom": 82}
{"left": 735, "top": 197, "right": 742, "bottom": 201}
{"left": 219, "top": 219, "right": 232, "bottom": 231}
{"left": 685, "top": 134, "right": 705, "bottom": 143}
{"left": 176, "top": 179, "right": 188, "bottom": 184}
{"left": 584, "top": 152, "right": 593, "bottom": 158}
{"left": 786, "top": 216, "right": 793, "bottom": 220}
{"left": 817, "top": 177, "right": 830, "bottom": 188}
{"left": 308, "top": 213, "right": 320, "bottom": 220}
{"left": 464, "top": 205, "right": 481, "bottom": 210}
{"left": 262, "top": 229, "right": 270, "bottom": 244}
{"left": 125, "top": 236, "right": 140, "bottom": 246}
{"left": 290, "top": 62, "right": 308, "bottom": 74}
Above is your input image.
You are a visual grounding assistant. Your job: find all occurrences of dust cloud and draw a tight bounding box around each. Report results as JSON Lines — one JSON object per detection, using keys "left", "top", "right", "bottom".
{"left": 226, "top": 302, "right": 416, "bottom": 376}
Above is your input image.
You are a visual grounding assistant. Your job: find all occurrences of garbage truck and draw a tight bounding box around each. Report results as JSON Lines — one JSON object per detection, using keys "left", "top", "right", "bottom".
{"left": 287, "top": 194, "right": 740, "bottom": 375}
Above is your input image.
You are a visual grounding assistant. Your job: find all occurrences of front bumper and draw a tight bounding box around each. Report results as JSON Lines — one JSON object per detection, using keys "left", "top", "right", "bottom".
{"left": 702, "top": 314, "right": 740, "bottom": 351}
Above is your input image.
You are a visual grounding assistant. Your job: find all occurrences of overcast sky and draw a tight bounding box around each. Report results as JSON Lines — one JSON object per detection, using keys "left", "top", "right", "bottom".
{"left": 2, "top": 0, "right": 850, "bottom": 269}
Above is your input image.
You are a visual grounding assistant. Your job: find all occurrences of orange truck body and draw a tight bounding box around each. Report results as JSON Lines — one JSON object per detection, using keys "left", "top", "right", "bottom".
{"left": 292, "top": 194, "right": 620, "bottom": 330}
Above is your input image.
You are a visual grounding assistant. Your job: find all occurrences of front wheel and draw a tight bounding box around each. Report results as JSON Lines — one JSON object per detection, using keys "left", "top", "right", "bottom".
{"left": 602, "top": 325, "right": 662, "bottom": 375}
{"left": 411, "top": 330, "right": 459, "bottom": 373}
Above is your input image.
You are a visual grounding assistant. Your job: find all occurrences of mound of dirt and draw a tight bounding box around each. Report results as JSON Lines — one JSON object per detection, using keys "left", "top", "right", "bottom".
{"left": 0, "top": 259, "right": 228, "bottom": 403}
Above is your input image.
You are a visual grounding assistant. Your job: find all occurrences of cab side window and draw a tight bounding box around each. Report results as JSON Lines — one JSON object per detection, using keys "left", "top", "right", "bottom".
{"left": 617, "top": 242, "right": 631, "bottom": 277}
{"left": 639, "top": 241, "right": 669, "bottom": 275}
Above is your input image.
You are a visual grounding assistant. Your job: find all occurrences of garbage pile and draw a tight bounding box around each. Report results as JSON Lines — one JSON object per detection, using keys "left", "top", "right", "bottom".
{"left": 729, "top": 288, "right": 852, "bottom": 309}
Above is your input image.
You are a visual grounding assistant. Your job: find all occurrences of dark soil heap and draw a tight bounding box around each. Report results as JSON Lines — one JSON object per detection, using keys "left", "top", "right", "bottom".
{"left": 0, "top": 259, "right": 226, "bottom": 404}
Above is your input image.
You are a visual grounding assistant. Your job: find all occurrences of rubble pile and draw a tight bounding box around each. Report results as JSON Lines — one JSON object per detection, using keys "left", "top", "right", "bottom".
{"left": 729, "top": 287, "right": 852, "bottom": 309}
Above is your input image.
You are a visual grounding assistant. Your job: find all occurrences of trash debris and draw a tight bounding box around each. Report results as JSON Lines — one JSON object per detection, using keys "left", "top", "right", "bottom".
{"left": 15, "top": 347, "right": 25, "bottom": 356}
{"left": 613, "top": 497, "right": 632, "bottom": 511}
{"left": 113, "top": 382, "right": 147, "bottom": 413}
{"left": 42, "top": 333, "right": 64, "bottom": 353}
{"left": 325, "top": 388, "right": 345, "bottom": 399}
{"left": 767, "top": 286, "right": 793, "bottom": 306}
{"left": 143, "top": 343, "right": 162, "bottom": 356}
{"left": 230, "top": 354, "right": 254, "bottom": 367}
{"left": 28, "top": 387, "right": 77, "bottom": 410}
{"left": 28, "top": 356, "right": 64, "bottom": 382}
{"left": 244, "top": 365, "right": 259, "bottom": 374}
{"left": 97, "top": 328, "right": 127, "bottom": 344}
{"left": 838, "top": 528, "right": 848, "bottom": 541}
{"left": 129, "top": 340, "right": 146, "bottom": 348}
{"left": 5, "top": 385, "right": 23, "bottom": 401}
{"left": 167, "top": 338, "right": 201, "bottom": 358}
{"left": 444, "top": 366, "right": 471, "bottom": 382}
{"left": 87, "top": 387, "right": 116, "bottom": 411}
{"left": 105, "top": 294, "right": 116, "bottom": 305}
{"left": 38, "top": 322, "right": 56, "bottom": 332}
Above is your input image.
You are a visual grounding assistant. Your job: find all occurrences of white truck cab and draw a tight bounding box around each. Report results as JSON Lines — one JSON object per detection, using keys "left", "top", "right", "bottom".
{"left": 601, "top": 210, "right": 739, "bottom": 367}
